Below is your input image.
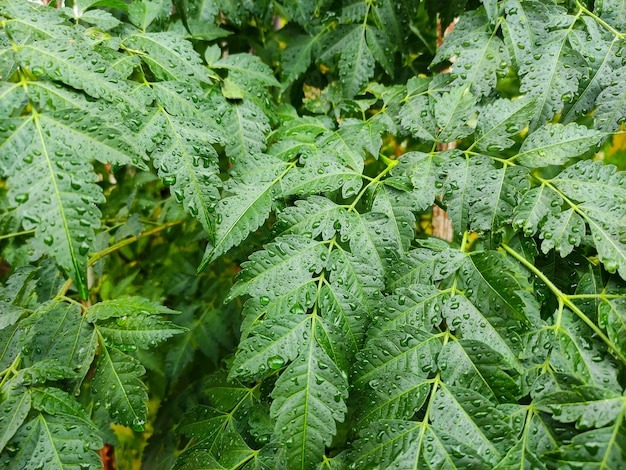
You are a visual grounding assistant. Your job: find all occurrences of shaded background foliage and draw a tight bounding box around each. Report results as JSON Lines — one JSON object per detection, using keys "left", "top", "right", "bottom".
{"left": 1, "top": 0, "right": 626, "bottom": 468}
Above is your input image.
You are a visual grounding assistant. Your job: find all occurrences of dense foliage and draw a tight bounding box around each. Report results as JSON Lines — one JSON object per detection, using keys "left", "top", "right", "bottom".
{"left": 1, "top": 0, "right": 626, "bottom": 468}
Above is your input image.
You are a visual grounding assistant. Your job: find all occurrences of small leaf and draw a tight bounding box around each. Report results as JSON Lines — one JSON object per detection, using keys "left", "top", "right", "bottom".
{"left": 539, "top": 208, "right": 584, "bottom": 257}
{"left": 228, "top": 235, "right": 327, "bottom": 302}
{"left": 431, "top": 385, "right": 516, "bottom": 465}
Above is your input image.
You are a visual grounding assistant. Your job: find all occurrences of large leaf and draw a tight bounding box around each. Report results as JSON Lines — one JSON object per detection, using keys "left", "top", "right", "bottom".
{"left": 270, "top": 340, "right": 348, "bottom": 470}
{"left": 320, "top": 24, "right": 376, "bottom": 98}
{"left": 91, "top": 345, "right": 148, "bottom": 431}
{"left": 547, "top": 161, "right": 626, "bottom": 278}
{"left": 0, "top": 387, "right": 30, "bottom": 454}
{"left": 515, "top": 123, "right": 604, "bottom": 168}
{"left": 16, "top": 38, "right": 152, "bottom": 111}
{"left": 199, "top": 155, "right": 292, "bottom": 267}
{"left": 0, "top": 412, "right": 102, "bottom": 469}
{"left": 1, "top": 113, "right": 106, "bottom": 298}
{"left": 438, "top": 340, "right": 520, "bottom": 403}
{"left": 152, "top": 110, "right": 222, "bottom": 235}
{"left": 122, "top": 32, "right": 213, "bottom": 84}
{"left": 432, "top": 9, "right": 508, "bottom": 97}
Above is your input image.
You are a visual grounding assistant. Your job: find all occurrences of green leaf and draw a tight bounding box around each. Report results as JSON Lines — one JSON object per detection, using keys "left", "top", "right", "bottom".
{"left": 349, "top": 420, "right": 488, "bottom": 468}
{"left": 599, "top": 298, "right": 626, "bottom": 359}
{"left": 515, "top": 123, "right": 604, "bottom": 168}
{"left": 326, "top": 247, "right": 384, "bottom": 319}
{"left": 321, "top": 24, "right": 374, "bottom": 98}
{"left": 96, "top": 313, "right": 185, "bottom": 351}
{"left": 433, "top": 9, "right": 508, "bottom": 97}
{"left": 438, "top": 340, "right": 521, "bottom": 403}
{"left": 27, "top": 303, "right": 97, "bottom": 380}
{"left": 520, "top": 25, "right": 586, "bottom": 129}
{"left": 279, "top": 0, "right": 323, "bottom": 26}
{"left": 74, "top": 9, "right": 121, "bottom": 30}
{"left": 0, "top": 0, "right": 69, "bottom": 42}
{"left": 122, "top": 32, "right": 213, "bottom": 84}
{"left": 399, "top": 94, "right": 436, "bottom": 143}
{"left": 546, "top": 421, "right": 626, "bottom": 469}
{"left": 512, "top": 185, "right": 561, "bottom": 238}
{"left": 368, "top": 284, "right": 443, "bottom": 337}
{"left": 538, "top": 387, "right": 625, "bottom": 430}
{"left": 88, "top": 296, "right": 178, "bottom": 322}
{"left": 0, "top": 82, "right": 25, "bottom": 118}
{"left": 91, "top": 344, "right": 148, "bottom": 431}
{"left": 0, "top": 387, "right": 30, "bottom": 454}
{"left": 199, "top": 155, "right": 291, "bottom": 267}
{"left": 276, "top": 196, "right": 347, "bottom": 240}
{"left": 433, "top": 87, "right": 477, "bottom": 143}
{"left": 229, "top": 235, "right": 327, "bottom": 301}
{"left": 29, "top": 387, "right": 91, "bottom": 423}
{"left": 445, "top": 251, "right": 535, "bottom": 369}
{"left": 431, "top": 385, "right": 516, "bottom": 465}
{"left": 442, "top": 153, "right": 529, "bottom": 235}
{"left": 562, "top": 19, "right": 623, "bottom": 124}
{"left": 317, "top": 282, "right": 367, "bottom": 369}
{"left": 597, "top": 0, "right": 626, "bottom": 29}
{"left": 212, "top": 53, "right": 280, "bottom": 89}
{"left": 2, "top": 114, "right": 104, "bottom": 298}
{"left": 223, "top": 100, "right": 270, "bottom": 169}
{"left": 492, "top": 406, "right": 552, "bottom": 469}
{"left": 353, "top": 326, "right": 442, "bottom": 391}
{"left": 17, "top": 38, "right": 152, "bottom": 111}
{"left": 595, "top": 66, "right": 626, "bottom": 133}
{"left": 551, "top": 314, "right": 621, "bottom": 391}
{"left": 0, "top": 412, "right": 102, "bottom": 469}
{"left": 371, "top": 185, "right": 416, "bottom": 252}
{"left": 539, "top": 208, "right": 585, "bottom": 257}
{"left": 36, "top": 109, "right": 145, "bottom": 168}
{"left": 230, "top": 314, "right": 310, "bottom": 381}
{"left": 152, "top": 110, "right": 222, "bottom": 235}
{"left": 550, "top": 161, "right": 626, "bottom": 278}
{"left": 474, "top": 97, "right": 536, "bottom": 153}
{"left": 270, "top": 340, "right": 348, "bottom": 470}
{"left": 281, "top": 155, "right": 362, "bottom": 199}
{"left": 0, "top": 323, "right": 26, "bottom": 372}
{"left": 280, "top": 32, "right": 322, "bottom": 84}
{"left": 390, "top": 150, "right": 445, "bottom": 212}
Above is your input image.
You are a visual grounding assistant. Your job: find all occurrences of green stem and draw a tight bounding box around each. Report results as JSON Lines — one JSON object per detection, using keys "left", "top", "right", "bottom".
{"left": 0, "top": 229, "right": 35, "bottom": 241}
{"left": 501, "top": 243, "right": 626, "bottom": 364}
{"left": 575, "top": 0, "right": 626, "bottom": 38}
{"left": 88, "top": 220, "right": 184, "bottom": 266}
{"left": 0, "top": 354, "right": 21, "bottom": 389}
{"left": 348, "top": 158, "right": 399, "bottom": 211}
{"left": 568, "top": 293, "right": 626, "bottom": 300}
